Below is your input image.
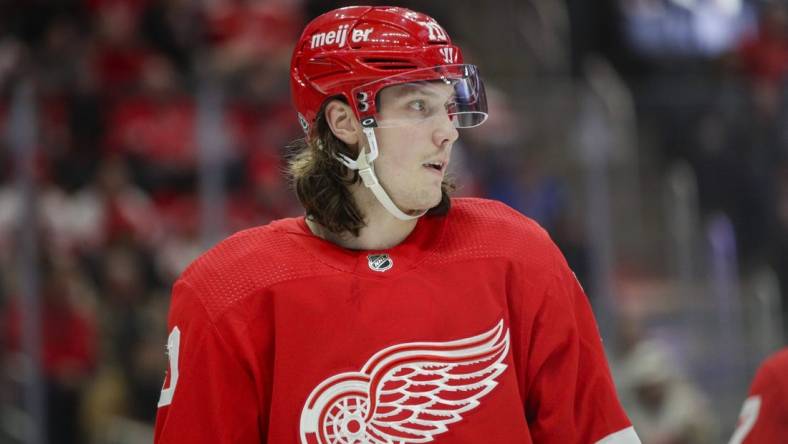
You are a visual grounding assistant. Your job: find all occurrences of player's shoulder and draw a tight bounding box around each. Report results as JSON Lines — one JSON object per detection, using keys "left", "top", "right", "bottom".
{"left": 177, "top": 217, "right": 326, "bottom": 319}
{"left": 448, "top": 197, "right": 553, "bottom": 243}
{"left": 440, "top": 197, "right": 559, "bottom": 262}
{"left": 750, "top": 347, "right": 788, "bottom": 398}
{"left": 759, "top": 347, "right": 788, "bottom": 376}
{"left": 450, "top": 197, "right": 539, "bottom": 225}
{"left": 181, "top": 223, "right": 274, "bottom": 277}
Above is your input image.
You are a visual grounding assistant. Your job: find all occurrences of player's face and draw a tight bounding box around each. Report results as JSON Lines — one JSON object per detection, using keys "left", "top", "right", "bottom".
{"left": 370, "top": 81, "right": 459, "bottom": 213}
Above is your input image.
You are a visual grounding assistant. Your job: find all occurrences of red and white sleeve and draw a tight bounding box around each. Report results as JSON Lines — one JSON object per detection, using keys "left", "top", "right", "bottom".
{"left": 154, "top": 279, "right": 263, "bottom": 443}
{"left": 523, "top": 255, "right": 640, "bottom": 444}
{"left": 730, "top": 349, "right": 788, "bottom": 444}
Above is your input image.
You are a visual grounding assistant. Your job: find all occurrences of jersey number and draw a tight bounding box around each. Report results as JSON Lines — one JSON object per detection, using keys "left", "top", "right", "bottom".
{"left": 158, "top": 327, "right": 181, "bottom": 407}
{"left": 729, "top": 395, "right": 761, "bottom": 444}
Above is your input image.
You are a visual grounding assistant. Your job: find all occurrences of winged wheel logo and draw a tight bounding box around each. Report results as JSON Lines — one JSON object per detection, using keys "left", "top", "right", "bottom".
{"left": 299, "top": 320, "right": 510, "bottom": 443}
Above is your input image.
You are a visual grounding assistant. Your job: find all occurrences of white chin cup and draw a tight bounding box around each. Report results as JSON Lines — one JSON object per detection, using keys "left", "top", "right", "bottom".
{"left": 334, "top": 127, "right": 427, "bottom": 221}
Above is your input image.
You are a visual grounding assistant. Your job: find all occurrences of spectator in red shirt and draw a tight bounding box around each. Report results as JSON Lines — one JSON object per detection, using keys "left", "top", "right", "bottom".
{"left": 736, "top": 2, "right": 788, "bottom": 119}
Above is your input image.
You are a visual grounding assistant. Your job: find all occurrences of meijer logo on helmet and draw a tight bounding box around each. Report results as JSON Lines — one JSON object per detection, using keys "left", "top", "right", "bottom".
{"left": 310, "top": 25, "right": 374, "bottom": 49}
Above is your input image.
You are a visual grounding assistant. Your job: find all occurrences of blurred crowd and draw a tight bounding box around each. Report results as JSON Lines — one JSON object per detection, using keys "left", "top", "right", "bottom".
{"left": 0, "top": 0, "right": 786, "bottom": 443}
{"left": 620, "top": 0, "right": 788, "bottom": 340}
{"left": 0, "top": 1, "right": 307, "bottom": 442}
{"left": 578, "top": 0, "right": 788, "bottom": 441}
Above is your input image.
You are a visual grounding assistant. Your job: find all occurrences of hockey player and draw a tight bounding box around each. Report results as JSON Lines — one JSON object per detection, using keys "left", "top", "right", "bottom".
{"left": 154, "top": 6, "right": 641, "bottom": 443}
{"left": 729, "top": 347, "right": 788, "bottom": 443}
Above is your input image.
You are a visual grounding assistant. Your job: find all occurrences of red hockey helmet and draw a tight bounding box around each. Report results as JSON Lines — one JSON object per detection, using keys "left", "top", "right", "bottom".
{"left": 290, "top": 6, "right": 487, "bottom": 132}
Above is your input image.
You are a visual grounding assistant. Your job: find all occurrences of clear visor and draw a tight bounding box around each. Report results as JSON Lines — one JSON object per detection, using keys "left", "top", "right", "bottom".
{"left": 353, "top": 64, "right": 488, "bottom": 129}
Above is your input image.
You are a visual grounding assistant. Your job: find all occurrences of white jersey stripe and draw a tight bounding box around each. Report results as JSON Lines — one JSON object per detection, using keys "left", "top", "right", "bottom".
{"left": 595, "top": 426, "right": 641, "bottom": 444}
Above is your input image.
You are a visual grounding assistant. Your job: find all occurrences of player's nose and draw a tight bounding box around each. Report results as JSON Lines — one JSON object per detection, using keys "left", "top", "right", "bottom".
{"left": 433, "top": 114, "right": 459, "bottom": 149}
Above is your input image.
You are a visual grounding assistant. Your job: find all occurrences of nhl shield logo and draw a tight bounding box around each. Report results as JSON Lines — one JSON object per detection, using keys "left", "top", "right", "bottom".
{"left": 367, "top": 254, "right": 393, "bottom": 272}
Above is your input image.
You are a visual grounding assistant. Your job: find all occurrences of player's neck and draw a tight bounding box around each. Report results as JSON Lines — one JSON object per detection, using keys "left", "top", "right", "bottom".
{"left": 359, "top": 206, "right": 419, "bottom": 250}
{"left": 306, "top": 186, "right": 419, "bottom": 251}
{"left": 306, "top": 216, "right": 417, "bottom": 251}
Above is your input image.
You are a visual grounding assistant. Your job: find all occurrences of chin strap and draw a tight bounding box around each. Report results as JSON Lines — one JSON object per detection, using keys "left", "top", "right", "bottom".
{"left": 334, "top": 127, "right": 426, "bottom": 221}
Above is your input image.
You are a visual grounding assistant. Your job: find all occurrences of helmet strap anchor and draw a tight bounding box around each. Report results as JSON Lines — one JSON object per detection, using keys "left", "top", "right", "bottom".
{"left": 335, "top": 126, "right": 426, "bottom": 221}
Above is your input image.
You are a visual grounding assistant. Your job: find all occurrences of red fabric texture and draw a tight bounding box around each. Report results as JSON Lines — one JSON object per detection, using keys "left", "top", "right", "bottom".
{"left": 154, "top": 198, "right": 633, "bottom": 443}
{"left": 738, "top": 348, "right": 788, "bottom": 443}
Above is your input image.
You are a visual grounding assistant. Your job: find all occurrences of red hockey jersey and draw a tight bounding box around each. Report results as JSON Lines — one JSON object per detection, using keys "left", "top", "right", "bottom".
{"left": 154, "top": 198, "right": 639, "bottom": 443}
{"left": 730, "top": 348, "right": 788, "bottom": 443}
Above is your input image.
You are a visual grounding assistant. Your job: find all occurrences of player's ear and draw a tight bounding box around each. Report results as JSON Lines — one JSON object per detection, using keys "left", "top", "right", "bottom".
{"left": 324, "top": 100, "right": 361, "bottom": 146}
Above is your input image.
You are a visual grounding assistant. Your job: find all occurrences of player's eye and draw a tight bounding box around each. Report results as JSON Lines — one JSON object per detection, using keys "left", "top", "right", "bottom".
{"left": 408, "top": 100, "right": 427, "bottom": 112}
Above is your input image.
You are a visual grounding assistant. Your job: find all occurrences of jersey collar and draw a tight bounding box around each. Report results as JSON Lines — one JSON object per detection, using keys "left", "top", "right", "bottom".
{"left": 276, "top": 213, "right": 447, "bottom": 278}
